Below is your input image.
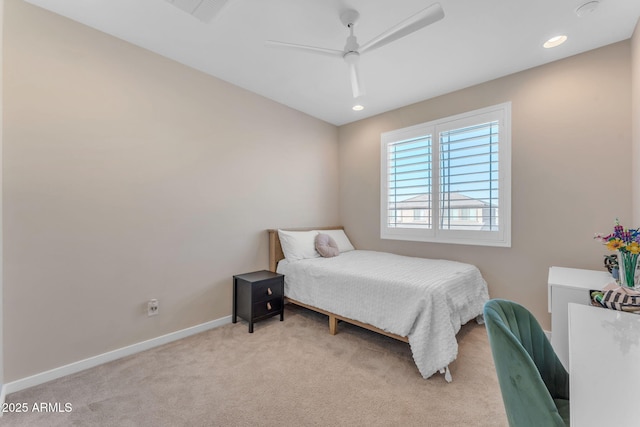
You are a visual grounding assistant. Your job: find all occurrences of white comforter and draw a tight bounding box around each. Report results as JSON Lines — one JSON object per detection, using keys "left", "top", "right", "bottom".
{"left": 277, "top": 250, "right": 489, "bottom": 380}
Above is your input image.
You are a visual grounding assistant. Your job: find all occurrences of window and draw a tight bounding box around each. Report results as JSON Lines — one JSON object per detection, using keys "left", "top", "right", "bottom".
{"left": 381, "top": 103, "right": 511, "bottom": 247}
{"left": 413, "top": 209, "right": 428, "bottom": 222}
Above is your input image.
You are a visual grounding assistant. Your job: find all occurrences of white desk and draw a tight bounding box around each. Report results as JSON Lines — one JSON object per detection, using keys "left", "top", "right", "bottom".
{"left": 548, "top": 267, "right": 614, "bottom": 369}
{"left": 568, "top": 303, "right": 640, "bottom": 427}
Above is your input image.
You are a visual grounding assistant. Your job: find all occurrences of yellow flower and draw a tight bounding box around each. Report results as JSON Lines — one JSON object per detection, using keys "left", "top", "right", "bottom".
{"left": 606, "top": 239, "right": 625, "bottom": 251}
{"left": 626, "top": 242, "right": 640, "bottom": 254}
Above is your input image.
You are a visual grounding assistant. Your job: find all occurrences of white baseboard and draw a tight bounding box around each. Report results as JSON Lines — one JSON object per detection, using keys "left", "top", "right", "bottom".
{"left": 3, "top": 315, "right": 232, "bottom": 395}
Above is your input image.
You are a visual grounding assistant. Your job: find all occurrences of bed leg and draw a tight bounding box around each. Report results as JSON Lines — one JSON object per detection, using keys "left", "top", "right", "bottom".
{"left": 329, "top": 315, "right": 338, "bottom": 335}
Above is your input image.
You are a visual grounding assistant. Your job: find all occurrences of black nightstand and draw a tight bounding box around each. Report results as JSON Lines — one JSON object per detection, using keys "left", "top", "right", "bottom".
{"left": 233, "top": 270, "right": 284, "bottom": 333}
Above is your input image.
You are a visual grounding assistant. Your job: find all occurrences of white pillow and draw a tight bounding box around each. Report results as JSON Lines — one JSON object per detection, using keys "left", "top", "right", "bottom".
{"left": 278, "top": 230, "right": 320, "bottom": 261}
{"left": 313, "top": 229, "right": 355, "bottom": 252}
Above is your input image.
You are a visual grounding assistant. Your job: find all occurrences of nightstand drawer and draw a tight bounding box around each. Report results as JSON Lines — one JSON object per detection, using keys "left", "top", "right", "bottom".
{"left": 252, "top": 278, "right": 283, "bottom": 301}
{"left": 253, "top": 298, "right": 283, "bottom": 318}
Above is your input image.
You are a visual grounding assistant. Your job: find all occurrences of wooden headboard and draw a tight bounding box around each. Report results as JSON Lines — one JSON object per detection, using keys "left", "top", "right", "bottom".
{"left": 267, "top": 226, "right": 344, "bottom": 273}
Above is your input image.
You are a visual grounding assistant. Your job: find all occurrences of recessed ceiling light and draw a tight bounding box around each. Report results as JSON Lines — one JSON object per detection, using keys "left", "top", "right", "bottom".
{"left": 352, "top": 104, "right": 364, "bottom": 111}
{"left": 543, "top": 35, "right": 567, "bottom": 49}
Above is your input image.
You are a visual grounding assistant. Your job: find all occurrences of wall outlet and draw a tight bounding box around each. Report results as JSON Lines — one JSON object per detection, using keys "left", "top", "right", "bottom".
{"left": 147, "top": 299, "right": 159, "bottom": 316}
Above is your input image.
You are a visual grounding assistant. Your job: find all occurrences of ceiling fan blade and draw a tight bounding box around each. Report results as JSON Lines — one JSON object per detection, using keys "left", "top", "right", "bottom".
{"left": 348, "top": 60, "right": 365, "bottom": 98}
{"left": 359, "top": 3, "right": 444, "bottom": 54}
{"left": 265, "top": 40, "right": 343, "bottom": 58}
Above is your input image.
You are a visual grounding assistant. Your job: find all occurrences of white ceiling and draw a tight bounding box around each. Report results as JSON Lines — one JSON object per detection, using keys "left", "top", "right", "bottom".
{"left": 24, "top": 0, "right": 640, "bottom": 126}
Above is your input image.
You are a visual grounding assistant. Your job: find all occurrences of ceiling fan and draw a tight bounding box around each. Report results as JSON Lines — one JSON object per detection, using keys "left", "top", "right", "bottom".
{"left": 265, "top": 3, "right": 445, "bottom": 99}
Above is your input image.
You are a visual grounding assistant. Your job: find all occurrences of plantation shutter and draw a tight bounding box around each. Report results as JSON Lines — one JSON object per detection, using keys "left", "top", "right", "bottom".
{"left": 386, "top": 135, "right": 432, "bottom": 229}
{"left": 381, "top": 102, "right": 510, "bottom": 247}
{"left": 439, "top": 121, "right": 499, "bottom": 231}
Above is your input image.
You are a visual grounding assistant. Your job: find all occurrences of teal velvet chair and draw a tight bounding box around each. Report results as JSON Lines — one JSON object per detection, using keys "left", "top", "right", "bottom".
{"left": 484, "top": 299, "right": 570, "bottom": 426}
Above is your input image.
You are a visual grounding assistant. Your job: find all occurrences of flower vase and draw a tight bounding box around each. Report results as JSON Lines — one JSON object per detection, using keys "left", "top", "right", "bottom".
{"left": 618, "top": 250, "right": 639, "bottom": 288}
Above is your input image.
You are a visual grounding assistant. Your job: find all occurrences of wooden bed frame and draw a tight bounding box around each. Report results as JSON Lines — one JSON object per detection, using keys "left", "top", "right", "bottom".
{"left": 267, "top": 227, "right": 409, "bottom": 343}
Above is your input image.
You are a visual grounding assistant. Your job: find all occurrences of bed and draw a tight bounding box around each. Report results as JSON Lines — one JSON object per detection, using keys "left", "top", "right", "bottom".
{"left": 267, "top": 227, "right": 489, "bottom": 381}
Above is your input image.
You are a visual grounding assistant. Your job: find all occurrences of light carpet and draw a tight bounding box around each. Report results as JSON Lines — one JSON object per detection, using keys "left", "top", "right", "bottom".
{"left": 4, "top": 304, "right": 508, "bottom": 426}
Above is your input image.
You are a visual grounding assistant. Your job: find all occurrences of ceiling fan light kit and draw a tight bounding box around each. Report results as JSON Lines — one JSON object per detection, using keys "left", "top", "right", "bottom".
{"left": 266, "top": 2, "right": 445, "bottom": 101}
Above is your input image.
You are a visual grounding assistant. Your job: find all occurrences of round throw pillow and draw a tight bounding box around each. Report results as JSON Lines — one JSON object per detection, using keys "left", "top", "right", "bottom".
{"left": 315, "top": 233, "right": 340, "bottom": 258}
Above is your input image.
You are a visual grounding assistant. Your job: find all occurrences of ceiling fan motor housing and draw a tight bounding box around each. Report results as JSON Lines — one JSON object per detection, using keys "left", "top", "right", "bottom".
{"left": 343, "top": 51, "right": 360, "bottom": 64}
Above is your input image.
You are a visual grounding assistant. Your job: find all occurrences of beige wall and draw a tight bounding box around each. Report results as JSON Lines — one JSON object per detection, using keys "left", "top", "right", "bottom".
{"left": 3, "top": 1, "right": 338, "bottom": 382}
{"left": 339, "top": 42, "right": 632, "bottom": 329}
{"left": 633, "top": 18, "right": 640, "bottom": 225}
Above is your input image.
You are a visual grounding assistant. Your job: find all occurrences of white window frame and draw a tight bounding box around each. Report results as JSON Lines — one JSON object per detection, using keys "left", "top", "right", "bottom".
{"left": 380, "top": 102, "right": 511, "bottom": 247}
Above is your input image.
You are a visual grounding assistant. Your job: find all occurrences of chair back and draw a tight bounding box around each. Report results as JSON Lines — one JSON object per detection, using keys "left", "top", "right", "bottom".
{"left": 484, "top": 299, "right": 569, "bottom": 426}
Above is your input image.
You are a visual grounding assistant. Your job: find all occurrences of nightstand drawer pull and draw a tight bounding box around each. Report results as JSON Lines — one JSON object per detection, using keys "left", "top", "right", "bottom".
{"left": 267, "top": 302, "right": 272, "bottom": 310}
{"left": 267, "top": 287, "right": 273, "bottom": 296}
